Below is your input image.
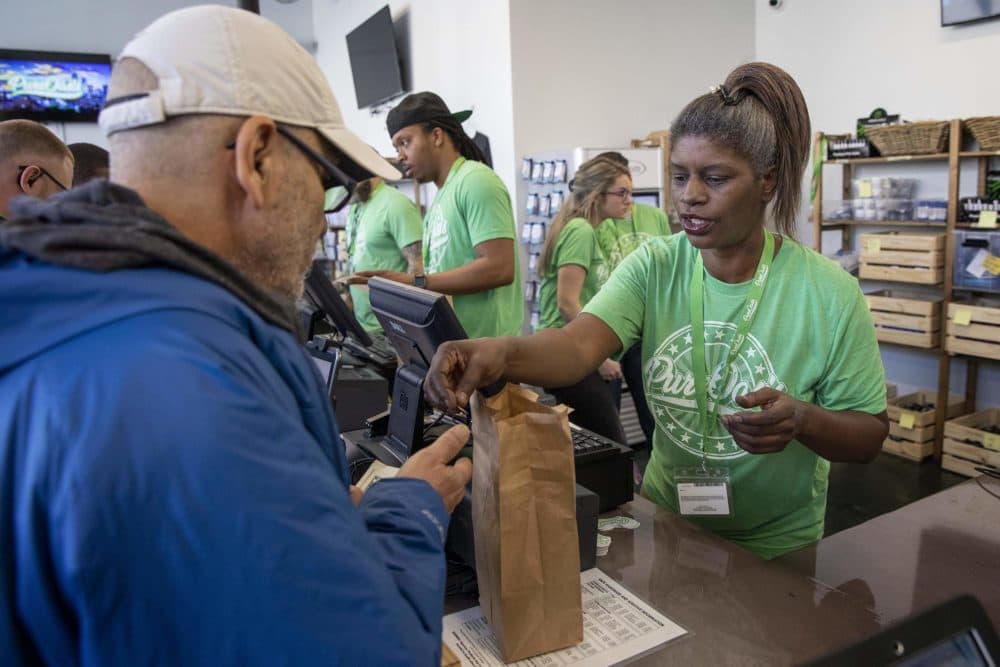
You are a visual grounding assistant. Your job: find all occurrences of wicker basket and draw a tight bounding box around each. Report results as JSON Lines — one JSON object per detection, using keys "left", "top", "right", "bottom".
{"left": 965, "top": 116, "right": 1000, "bottom": 152}
{"left": 865, "top": 121, "right": 950, "bottom": 156}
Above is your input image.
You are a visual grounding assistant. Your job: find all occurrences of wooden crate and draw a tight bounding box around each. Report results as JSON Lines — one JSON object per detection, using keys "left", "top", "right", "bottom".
{"left": 883, "top": 390, "right": 966, "bottom": 462}
{"left": 888, "top": 390, "right": 965, "bottom": 427}
{"left": 859, "top": 232, "right": 945, "bottom": 284}
{"left": 941, "top": 408, "right": 1000, "bottom": 477}
{"left": 865, "top": 290, "right": 942, "bottom": 348}
{"left": 945, "top": 299, "right": 1000, "bottom": 361}
{"left": 883, "top": 437, "right": 933, "bottom": 461}
{"left": 942, "top": 453, "right": 993, "bottom": 477}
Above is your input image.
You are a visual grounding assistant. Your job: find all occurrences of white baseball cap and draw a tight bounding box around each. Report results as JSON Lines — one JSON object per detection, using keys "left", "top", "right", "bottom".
{"left": 98, "top": 5, "right": 400, "bottom": 181}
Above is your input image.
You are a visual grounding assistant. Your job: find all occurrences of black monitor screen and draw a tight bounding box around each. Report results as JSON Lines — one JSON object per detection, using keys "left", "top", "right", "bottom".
{"left": 896, "top": 629, "right": 991, "bottom": 666}
{"left": 0, "top": 49, "right": 111, "bottom": 122}
{"left": 942, "top": 0, "right": 1000, "bottom": 26}
{"left": 345, "top": 5, "right": 406, "bottom": 108}
{"left": 304, "top": 262, "right": 373, "bottom": 348}
{"left": 369, "top": 276, "right": 467, "bottom": 368}
{"left": 369, "top": 277, "right": 467, "bottom": 462}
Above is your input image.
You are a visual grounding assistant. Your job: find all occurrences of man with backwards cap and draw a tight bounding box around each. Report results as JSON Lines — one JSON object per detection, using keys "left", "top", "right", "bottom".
{"left": 352, "top": 92, "right": 523, "bottom": 339}
{"left": 0, "top": 6, "right": 470, "bottom": 666}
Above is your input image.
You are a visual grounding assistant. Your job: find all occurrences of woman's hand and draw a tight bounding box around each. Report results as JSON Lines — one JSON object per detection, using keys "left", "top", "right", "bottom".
{"left": 598, "top": 359, "right": 623, "bottom": 381}
{"left": 424, "top": 339, "right": 509, "bottom": 412}
{"left": 721, "top": 387, "right": 807, "bottom": 454}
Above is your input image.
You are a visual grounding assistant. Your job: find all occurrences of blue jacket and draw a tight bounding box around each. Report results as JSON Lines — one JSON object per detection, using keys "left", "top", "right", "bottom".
{"left": 0, "top": 186, "right": 449, "bottom": 665}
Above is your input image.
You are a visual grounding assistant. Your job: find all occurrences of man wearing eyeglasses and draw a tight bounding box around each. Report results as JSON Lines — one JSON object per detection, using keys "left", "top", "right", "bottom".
{"left": 0, "top": 7, "right": 471, "bottom": 667}
{"left": 0, "top": 119, "right": 73, "bottom": 220}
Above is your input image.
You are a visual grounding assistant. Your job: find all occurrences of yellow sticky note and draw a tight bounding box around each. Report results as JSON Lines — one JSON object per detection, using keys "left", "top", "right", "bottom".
{"left": 977, "top": 210, "right": 998, "bottom": 228}
{"left": 867, "top": 238, "right": 881, "bottom": 253}
{"left": 899, "top": 411, "right": 916, "bottom": 429}
{"left": 858, "top": 181, "right": 873, "bottom": 198}
{"left": 954, "top": 309, "right": 972, "bottom": 326}
{"left": 984, "top": 433, "right": 1000, "bottom": 452}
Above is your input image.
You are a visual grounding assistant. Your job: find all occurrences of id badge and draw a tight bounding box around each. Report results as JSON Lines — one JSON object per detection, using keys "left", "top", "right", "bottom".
{"left": 675, "top": 467, "right": 733, "bottom": 517}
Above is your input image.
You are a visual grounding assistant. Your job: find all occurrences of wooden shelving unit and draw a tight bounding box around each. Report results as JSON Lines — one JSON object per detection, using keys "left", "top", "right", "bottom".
{"left": 812, "top": 118, "right": 999, "bottom": 466}
{"left": 822, "top": 220, "right": 948, "bottom": 228}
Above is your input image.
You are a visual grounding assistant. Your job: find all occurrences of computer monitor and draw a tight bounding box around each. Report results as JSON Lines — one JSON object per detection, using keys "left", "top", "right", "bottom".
{"left": 369, "top": 276, "right": 469, "bottom": 463}
{"left": 303, "top": 261, "right": 373, "bottom": 348}
{"left": 802, "top": 595, "right": 999, "bottom": 667}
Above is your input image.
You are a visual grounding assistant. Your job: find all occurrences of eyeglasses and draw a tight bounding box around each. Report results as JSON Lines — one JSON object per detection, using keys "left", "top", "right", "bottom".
{"left": 603, "top": 188, "right": 633, "bottom": 199}
{"left": 226, "top": 125, "right": 357, "bottom": 213}
{"left": 17, "top": 165, "right": 69, "bottom": 192}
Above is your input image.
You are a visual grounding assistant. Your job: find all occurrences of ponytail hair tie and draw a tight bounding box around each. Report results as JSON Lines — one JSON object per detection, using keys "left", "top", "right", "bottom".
{"left": 710, "top": 84, "right": 738, "bottom": 106}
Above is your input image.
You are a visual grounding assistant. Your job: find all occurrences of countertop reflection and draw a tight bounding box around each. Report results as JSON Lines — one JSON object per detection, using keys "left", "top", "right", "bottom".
{"left": 597, "top": 498, "right": 879, "bottom": 666}
{"left": 445, "top": 477, "right": 999, "bottom": 665}
{"left": 778, "top": 476, "right": 1000, "bottom": 631}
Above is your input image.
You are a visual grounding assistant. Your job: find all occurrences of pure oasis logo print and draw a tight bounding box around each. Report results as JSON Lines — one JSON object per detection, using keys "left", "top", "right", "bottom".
{"left": 644, "top": 322, "right": 786, "bottom": 461}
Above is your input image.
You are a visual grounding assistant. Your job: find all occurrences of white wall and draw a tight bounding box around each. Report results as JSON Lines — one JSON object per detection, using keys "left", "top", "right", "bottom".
{"left": 509, "top": 0, "right": 756, "bottom": 157}
{"left": 312, "top": 0, "right": 517, "bottom": 194}
{"left": 0, "top": 0, "right": 315, "bottom": 147}
{"left": 757, "top": 0, "right": 1000, "bottom": 407}
{"left": 508, "top": 0, "right": 757, "bottom": 227}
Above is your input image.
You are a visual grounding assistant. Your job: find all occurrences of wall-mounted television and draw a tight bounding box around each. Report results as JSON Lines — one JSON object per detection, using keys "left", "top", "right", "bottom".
{"left": 942, "top": 0, "right": 1000, "bottom": 26}
{"left": 0, "top": 49, "right": 111, "bottom": 123}
{"left": 346, "top": 5, "right": 407, "bottom": 109}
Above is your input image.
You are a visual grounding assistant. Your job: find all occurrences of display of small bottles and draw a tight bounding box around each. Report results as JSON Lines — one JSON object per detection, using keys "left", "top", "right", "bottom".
{"left": 521, "top": 220, "right": 547, "bottom": 246}
{"left": 521, "top": 158, "right": 569, "bottom": 184}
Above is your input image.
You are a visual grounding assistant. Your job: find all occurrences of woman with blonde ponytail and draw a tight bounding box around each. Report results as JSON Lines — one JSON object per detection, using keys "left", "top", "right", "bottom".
{"left": 536, "top": 156, "right": 631, "bottom": 443}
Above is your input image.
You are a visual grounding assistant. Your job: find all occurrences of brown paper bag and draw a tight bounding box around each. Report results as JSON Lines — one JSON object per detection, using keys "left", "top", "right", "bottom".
{"left": 471, "top": 384, "right": 583, "bottom": 662}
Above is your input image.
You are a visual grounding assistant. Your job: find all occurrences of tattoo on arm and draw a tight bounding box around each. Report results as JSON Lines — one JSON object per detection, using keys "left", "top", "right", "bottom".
{"left": 402, "top": 241, "right": 423, "bottom": 274}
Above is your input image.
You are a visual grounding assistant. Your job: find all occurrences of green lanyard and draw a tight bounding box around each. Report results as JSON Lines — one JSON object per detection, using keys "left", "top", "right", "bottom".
{"left": 689, "top": 231, "right": 775, "bottom": 467}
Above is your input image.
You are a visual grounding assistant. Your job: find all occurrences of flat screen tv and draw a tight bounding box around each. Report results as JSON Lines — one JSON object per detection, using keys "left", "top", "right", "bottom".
{"left": 941, "top": 0, "right": 1000, "bottom": 26}
{"left": 0, "top": 49, "right": 111, "bottom": 122}
{"left": 345, "top": 5, "right": 406, "bottom": 109}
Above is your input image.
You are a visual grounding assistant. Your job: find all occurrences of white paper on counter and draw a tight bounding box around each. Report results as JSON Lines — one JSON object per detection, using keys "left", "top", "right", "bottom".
{"left": 442, "top": 568, "right": 687, "bottom": 666}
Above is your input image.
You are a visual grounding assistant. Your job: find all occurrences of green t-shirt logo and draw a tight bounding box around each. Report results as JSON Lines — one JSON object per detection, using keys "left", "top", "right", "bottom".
{"left": 424, "top": 204, "right": 449, "bottom": 273}
{"left": 644, "top": 322, "right": 786, "bottom": 462}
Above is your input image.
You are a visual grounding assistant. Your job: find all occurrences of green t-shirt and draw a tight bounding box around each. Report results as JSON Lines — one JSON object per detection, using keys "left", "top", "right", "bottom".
{"left": 583, "top": 234, "right": 886, "bottom": 559}
{"left": 596, "top": 203, "right": 672, "bottom": 271}
{"left": 345, "top": 181, "right": 424, "bottom": 332}
{"left": 423, "top": 157, "right": 523, "bottom": 338}
{"left": 537, "top": 218, "right": 608, "bottom": 330}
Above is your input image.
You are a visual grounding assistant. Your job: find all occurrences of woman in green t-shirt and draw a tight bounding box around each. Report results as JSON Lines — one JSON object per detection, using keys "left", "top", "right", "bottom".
{"left": 423, "top": 62, "right": 889, "bottom": 559}
{"left": 536, "top": 157, "right": 632, "bottom": 443}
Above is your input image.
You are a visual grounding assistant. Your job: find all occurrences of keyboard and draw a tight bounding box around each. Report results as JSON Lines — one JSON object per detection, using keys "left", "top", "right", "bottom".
{"left": 369, "top": 331, "right": 396, "bottom": 360}
{"left": 569, "top": 424, "right": 618, "bottom": 464}
{"left": 423, "top": 412, "right": 619, "bottom": 465}
{"left": 343, "top": 332, "right": 396, "bottom": 367}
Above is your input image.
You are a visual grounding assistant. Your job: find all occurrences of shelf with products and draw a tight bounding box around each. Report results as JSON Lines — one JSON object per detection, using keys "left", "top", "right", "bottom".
{"left": 825, "top": 153, "right": 950, "bottom": 165}
{"left": 812, "top": 118, "right": 1000, "bottom": 469}
{"left": 519, "top": 152, "right": 572, "bottom": 331}
{"left": 822, "top": 220, "right": 948, "bottom": 228}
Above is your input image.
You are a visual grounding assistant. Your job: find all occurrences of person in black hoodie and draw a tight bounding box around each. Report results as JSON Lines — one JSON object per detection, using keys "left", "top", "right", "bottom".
{"left": 0, "top": 6, "right": 471, "bottom": 666}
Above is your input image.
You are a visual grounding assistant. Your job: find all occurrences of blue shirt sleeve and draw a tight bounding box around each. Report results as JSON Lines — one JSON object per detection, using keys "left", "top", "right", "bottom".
{"left": 21, "top": 310, "right": 448, "bottom": 666}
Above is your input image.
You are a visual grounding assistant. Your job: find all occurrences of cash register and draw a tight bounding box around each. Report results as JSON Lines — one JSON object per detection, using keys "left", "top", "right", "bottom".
{"left": 302, "top": 263, "right": 390, "bottom": 431}
{"left": 341, "top": 277, "right": 634, "bottom": 572}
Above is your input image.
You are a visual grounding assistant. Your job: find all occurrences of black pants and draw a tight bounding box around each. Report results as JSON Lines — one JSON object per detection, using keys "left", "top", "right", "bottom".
{"left": 622, "top": 343, "right": 655, "bottom": 448}
{"left": 547, "top": 371, "right": 627, "bottom": 445}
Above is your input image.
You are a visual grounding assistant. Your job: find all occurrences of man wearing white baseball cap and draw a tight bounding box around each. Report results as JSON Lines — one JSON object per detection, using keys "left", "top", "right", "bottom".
{"left": 0, "top": 6, "right": 470, "bottom": 666}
